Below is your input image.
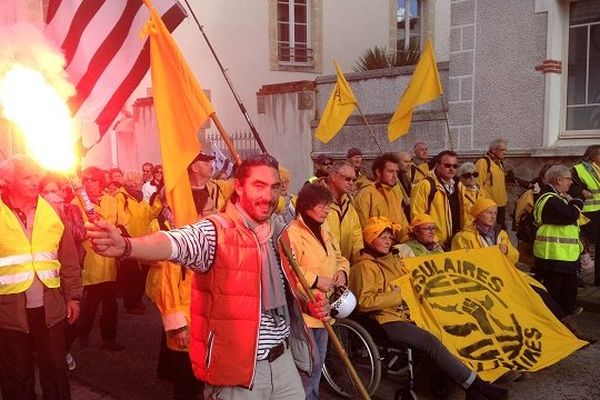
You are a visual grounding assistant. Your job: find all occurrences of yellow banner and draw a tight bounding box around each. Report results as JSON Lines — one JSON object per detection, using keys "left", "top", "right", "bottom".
{"left": 397, "top": 247, "right": 586, "bottom": 381}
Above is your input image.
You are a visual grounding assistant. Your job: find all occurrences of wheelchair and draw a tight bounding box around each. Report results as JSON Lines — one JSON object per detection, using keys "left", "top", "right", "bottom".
{"left": 321, "top": 316, "right": 418, "bottom": 400}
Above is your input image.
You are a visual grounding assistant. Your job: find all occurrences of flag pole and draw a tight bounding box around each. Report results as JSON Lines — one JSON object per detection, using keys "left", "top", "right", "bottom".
{"left": 279, "top": 239, "right": 372, "bottom": 400}
{"left": 439, "top": 96, "right": 454, "bottom": 151}
{"left": 355, "top": 105, "right": 384, "bottom": 154}
{"left": 210, "top": 113, "right": 243, "bottom": 166}
{"left": 182, "top": 0, "right": 269, "bottom": 155}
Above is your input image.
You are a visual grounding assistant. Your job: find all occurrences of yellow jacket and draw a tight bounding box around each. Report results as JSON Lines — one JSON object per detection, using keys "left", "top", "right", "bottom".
{"left": 476, "top": 155, "right": 508, "bottom": 207}
{"left": 113, "top": 188, "right": 162, "bottom": 237}
{"left": 355, "top": 170, "right": 372, "bottom": 192}
{"left": 354, "top": 182, "right": 409, "bottom": 241}
{"left": 325, "top": 191, "right": 363, "bottom": 262}
{"left": 410, "top": 173, "right": 459, "bottom": 246}
{"left": 192, "top": 179, "right": 233, "bottom": 216}
{"left": 145, "top": 219, "right": 192, "bottom": 351}
{"left": 514, "top": 189, "right": 534, "bottom": 228}
{"left": 459, "top": 184, "right": 486, "bottom": 230}
{"left": 279, "top": 216, "right": 350, "bottom": 328}
{"left": 410, "top": 160, "right": 430, "bottom": 184}
{"left": 72, "top": 194, "right": 117, "bottom": 286}
{"left": 349, "top": 251, "right": 411, "bottom": 325}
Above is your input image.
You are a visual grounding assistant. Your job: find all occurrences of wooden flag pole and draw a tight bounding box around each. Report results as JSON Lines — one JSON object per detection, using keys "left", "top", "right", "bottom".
{"left": 279, "top": 239, "right": 372, "bottom": 400}
{"left": 355, "top": 104, "right": 384, "bottom": 154}
{"left": 439, "top": 96, "right": 454, "bottom": 151}
{"left": 210, "top": 113, "right": 242, "bottom": 166}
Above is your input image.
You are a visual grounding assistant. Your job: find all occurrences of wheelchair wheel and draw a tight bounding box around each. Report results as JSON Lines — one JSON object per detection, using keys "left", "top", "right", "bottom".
{"left": 322, "top": 318, "right": 382, "bottom": 398}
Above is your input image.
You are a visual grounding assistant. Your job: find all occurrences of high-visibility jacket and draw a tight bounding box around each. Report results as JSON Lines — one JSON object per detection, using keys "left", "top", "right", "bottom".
{"left": 476, "top": 155, "right": 508, "bottom": 207}
{"left": 0, "top": 197, "right": 63, "bottom": 294}
{"left": 533, "top": 192, "right": 581, "bottom": 262}
{"left": 72, "top": 194, "right": 118, "bottom": 286}
{"left": 113, "top": 188, "right": 162, "bottom": 238}
{"left": 574, "top": 163, "right": 600, "bottom": 213}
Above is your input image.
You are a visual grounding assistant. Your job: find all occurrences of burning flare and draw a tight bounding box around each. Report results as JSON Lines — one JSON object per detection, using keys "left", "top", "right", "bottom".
{"left": 0, "top": 23, "right": 78, "bottom": 173}
{"left": 0, "top": 64, "right": 77, "bottom": 172}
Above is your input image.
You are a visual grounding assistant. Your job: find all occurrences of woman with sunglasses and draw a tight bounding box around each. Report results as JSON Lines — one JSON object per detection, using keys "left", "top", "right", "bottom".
{"left": 457, "top": 162, "right": 485, "bottom": 230}
{"left": 350, "top": 217, "right": 509, "bottom": 400}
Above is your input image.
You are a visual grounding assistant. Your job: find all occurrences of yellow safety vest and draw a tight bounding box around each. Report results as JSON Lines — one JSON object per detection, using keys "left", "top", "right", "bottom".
{"left": 533, "top": 192, "right": 581, "bottom": 262}
{"left": 0, "top": 197, "right": 63, "bottom": 294}
{"left": 574, "top": 163, "right": 600, "bottom": 213}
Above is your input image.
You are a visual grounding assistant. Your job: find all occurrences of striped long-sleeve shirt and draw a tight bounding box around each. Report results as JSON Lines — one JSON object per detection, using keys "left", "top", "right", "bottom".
{"left": 161, "top": 219, "right": 290, "bottom": 360}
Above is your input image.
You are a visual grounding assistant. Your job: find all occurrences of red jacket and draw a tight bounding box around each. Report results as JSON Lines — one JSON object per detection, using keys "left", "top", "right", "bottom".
{"left": 189, "top": 204, "right": 311, "bottom": 388}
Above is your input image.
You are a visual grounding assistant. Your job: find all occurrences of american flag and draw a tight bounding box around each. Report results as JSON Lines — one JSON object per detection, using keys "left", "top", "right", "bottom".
{"left": 44, "top": 0, "right": 186, "bottom": 143}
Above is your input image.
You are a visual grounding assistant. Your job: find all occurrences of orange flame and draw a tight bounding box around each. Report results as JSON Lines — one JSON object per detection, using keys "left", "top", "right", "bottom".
{"left": 0, "top": 63, "right": 78, "bottom": 173}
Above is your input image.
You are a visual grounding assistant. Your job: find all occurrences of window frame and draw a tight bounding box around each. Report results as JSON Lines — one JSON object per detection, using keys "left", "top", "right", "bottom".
{"left": 396, "top": 0, "right": 422, "bottom": 52}
{"left": 561, "top": 2, "right": 600, "bottom": 139}
{"left": 276, "top": 0, "right": 313, "bottom": 67}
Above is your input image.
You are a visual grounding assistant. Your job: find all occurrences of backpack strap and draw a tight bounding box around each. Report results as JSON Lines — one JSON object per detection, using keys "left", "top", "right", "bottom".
{"left": 425, "top": 176, "right": 437, "bottom": 214}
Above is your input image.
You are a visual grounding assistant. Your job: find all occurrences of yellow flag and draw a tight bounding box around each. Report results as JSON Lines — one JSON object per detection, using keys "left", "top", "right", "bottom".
{"left": 388, "top": 40, "right": 442, "bottom": 141}
{"left": 314, "top": 61, "right": 357, "bottom": 143}
{"left": 397, "top": 247, "right": 586, "bottom": 382}
{"left": 143, "top": 0, "right": 215, "bottom": 226}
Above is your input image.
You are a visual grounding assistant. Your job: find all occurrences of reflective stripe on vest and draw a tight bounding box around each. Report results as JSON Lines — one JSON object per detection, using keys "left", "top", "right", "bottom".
{"left": 0, "top": 251, "right": 58, "bottom": 268}
{"left": 574, "top": 163, "right": 600, "bottom": 213}
{"left": 533, "top": 192, "right": 581, "bottom": 262}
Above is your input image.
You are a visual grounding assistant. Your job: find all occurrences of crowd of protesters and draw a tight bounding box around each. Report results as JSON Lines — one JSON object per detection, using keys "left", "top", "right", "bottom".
{"left": 0, "top": 140, "right": 598, "bottom": 400}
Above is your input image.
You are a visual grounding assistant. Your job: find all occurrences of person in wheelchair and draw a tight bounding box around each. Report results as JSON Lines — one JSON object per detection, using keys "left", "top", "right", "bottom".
{"left": 279, "top": 183, "right": 350, "bottom": 400}
{"left": 349, "top": 216, "right": 509, "bottom": 400}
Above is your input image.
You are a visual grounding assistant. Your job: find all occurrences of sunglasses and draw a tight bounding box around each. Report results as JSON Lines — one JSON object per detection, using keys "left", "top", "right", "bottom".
{"left": 442, "top": 163, "right": 459, "bottom": 169}
{"left": 321, "top": 161, "right": 332, "bottom": 166}
{"left": 336, "top": 172, "right": 356, "bottom": 183}
{"left": 142, "top": 169, "right": 152, "bottom": 173}
{"left": 461, "top": 172, "right": 479, "bottom": 179}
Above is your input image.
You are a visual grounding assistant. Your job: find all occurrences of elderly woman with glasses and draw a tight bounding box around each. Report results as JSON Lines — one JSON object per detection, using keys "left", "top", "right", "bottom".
{"left": 278, "top": 183, "right": 349, "bottom": 400}
{"left": 396, "top": 214, "right": 444, "bottom": 258}
{"left": 457, "top": 162, "right": 485, "bottom": 230}
{"left": 349, "top": 217, "right": 509, "bottom": 400}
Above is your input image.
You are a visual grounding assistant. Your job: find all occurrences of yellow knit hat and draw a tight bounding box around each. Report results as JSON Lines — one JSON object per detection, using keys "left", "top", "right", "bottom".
{"left": 469, "top": 198, "right": 498, "bottom": 218}
{"left": 362, "top": 217, "right": 401, "bottom": 246}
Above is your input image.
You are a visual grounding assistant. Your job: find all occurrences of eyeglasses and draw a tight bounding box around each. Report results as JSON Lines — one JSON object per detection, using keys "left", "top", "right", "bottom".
{"left": 142, "top": 169, "right": 152, "bottom": 173}
{"left": 154, "top": 170, "right": 163, "bottom": 174}
{"left": 335, "top": 171, "right": 357, "bottom": 183}
{"left": 461, "top": 172, "right": 479, "bottom": 179}
{"left": 442, "top": 163, "right": 459, "bottom": 169}
{"left": 417, "top": 226, "right": 437, "bottom": 232}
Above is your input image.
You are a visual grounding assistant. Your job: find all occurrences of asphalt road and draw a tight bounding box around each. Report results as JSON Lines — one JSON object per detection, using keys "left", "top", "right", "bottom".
{"left": 63, "top": 302, "right": 600, "bottom": 400}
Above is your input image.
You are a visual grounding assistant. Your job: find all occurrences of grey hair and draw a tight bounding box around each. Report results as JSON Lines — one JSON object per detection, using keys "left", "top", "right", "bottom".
{"left": 544, "top": 164, "right": 570, "bottom": 185}
{"left": 457, "top": 162, "right": 476, "bottom": 177}
{"left": 488, "top": 138, "right": 507, "bottom": 152}
{"left": 413, "top": 142, "right": 427, "bottom": 150}
{"left": 331, "top": 160, "right": 354, "bottom": 174}
{"left": 1, "top": 154, "right": 40, "bottom": 184}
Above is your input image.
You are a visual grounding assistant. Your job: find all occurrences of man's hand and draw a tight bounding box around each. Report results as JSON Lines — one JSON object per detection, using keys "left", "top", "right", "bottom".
{"left": 333, "top": 271, "right": 347, "bottom": 288}
{"left": 86, "top": 220, "right": 126, "bottom": 257}
{"left": 66, "top": 300, "right": 80, "bottom": 325}
{"left": 307, "top": 291, "right": 331, "bottom": 322}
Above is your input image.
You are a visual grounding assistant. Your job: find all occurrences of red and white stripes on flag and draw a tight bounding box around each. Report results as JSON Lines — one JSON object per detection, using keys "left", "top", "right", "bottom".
{"left": 44, "top": 0, "right": 186, "bottom": 141}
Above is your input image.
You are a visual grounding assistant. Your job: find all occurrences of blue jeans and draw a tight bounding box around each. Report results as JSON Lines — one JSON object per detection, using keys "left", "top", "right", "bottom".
{"left": 301, "top": 328, "right": 328, "bottom": 400}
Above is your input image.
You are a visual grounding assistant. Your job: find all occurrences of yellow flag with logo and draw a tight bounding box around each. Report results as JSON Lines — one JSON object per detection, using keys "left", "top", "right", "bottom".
{"left": 396, "top": 247, "right": 586, "bottom": 382}
{"left": 388, "top": 40, "right": 442, "bottom": 141}
{"left": 314, "top": 61, "right": 357, "bottom": 143}
{"left": 143, "top": 0, "right": 215, "bottom": 227}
